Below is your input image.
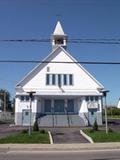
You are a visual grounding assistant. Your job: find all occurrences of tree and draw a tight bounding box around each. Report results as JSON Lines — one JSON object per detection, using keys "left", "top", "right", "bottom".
{"left": 93, "top": 119, "right": 98, "bottom": 131}
{"left": 33, "top": 119, "right": 39, "bottom": 131}
{"left": 0, "top": 89, "right": 12, "bottom": 112}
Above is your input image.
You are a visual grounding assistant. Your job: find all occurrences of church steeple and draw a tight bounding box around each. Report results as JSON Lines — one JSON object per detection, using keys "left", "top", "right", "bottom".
{"left": 51, "top": 21, "right": 67, "bottom": 51}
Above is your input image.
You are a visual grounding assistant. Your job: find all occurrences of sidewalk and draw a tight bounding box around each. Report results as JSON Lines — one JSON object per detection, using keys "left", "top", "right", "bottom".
{"left": 1, "top": 143, "right": 120, "bottom": 153}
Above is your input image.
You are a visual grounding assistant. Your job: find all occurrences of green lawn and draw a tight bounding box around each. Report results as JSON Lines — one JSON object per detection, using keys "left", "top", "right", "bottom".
{"left": 107, "top": 115, "right": 120, "bottom": 119}
{"left": 0, "top": 131, "right": 50, "bottom": 143}
{"left": 84, "top": 129, "right": 120, "bottom": 143}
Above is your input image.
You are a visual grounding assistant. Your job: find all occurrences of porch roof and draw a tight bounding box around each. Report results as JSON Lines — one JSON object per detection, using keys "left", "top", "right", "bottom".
{"left": 16, "top": 90, "right": 103, "bottom": 96}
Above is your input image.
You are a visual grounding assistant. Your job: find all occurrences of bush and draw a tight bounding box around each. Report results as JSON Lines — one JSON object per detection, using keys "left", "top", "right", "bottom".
{"left": 33, "top": 120, "right": 39, "bottom": 131}
{"left": 93, "top": 119, "right": 98, "bottom": 131}
{"left": 40, "top": 129, "right": 46, "bottom": 134}
{"left": 107, "top": 108, "right": 120, "bottom": 116}
{"left": 89, "top": 129, "right": 94, "bottom": 133}
{"left": 108, "top": 128, "right": 113, "bottom": 133}
{"left": 21, "top": 129, "right": 28, "bottom": 134}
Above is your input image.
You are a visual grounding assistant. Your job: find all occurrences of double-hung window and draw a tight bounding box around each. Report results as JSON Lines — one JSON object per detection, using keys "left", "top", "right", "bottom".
{"left": 63, "top": 74, "right": 67, "bottom": 85}
{"left": 52, "top": 74, "right": 55, "bottom": 85}
{"left": 58, "top": 74, "right": 61, "bottom": 86}
{"left": 69, "top": 74, "right": 73, "bottom": 85}
{"left": 46, "top": 74, "right": 50, "bottom": 85}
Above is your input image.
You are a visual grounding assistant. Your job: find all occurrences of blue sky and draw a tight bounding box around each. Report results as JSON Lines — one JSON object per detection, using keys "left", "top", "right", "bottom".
{"left": 0, "top": 0, "right": 120, "bottom": 105}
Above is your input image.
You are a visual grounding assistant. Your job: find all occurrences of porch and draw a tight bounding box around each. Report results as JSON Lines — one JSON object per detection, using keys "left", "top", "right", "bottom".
{"left": 35, "top": 97, "right": 84, "bottom": 126}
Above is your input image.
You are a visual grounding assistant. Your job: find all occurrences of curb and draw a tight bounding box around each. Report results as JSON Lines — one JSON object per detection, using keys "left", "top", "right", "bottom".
{"left": 48, "top": 131, "right": 53, "bottom": 144}
{"left": 80, "top": 130, "right": 94, "bottom": 143}
{"left": 1, "top": 143, "right": 120, "bottom": 152}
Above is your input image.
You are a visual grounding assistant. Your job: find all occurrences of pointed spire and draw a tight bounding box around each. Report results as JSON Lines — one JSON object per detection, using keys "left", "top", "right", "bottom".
{"left": 53, "top": 21, "right": 65, "bottom": 35}
{"left": 51, "top": 21, "right": 67, "bottom": 51}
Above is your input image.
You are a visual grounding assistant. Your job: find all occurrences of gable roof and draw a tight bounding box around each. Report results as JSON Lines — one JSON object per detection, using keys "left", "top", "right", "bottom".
{"left": 16, "top": 46, "right": 104, "bottom": 89}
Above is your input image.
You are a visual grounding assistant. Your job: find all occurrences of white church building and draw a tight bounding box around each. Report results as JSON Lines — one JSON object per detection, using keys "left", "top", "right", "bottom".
{"left": 15, "top": 21, "right": 105, "bottom": 127}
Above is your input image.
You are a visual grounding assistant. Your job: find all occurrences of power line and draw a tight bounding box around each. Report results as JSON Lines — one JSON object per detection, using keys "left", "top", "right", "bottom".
{"left": 0, "top": 60, "right": 120, "bottom": 65}
{"left": 1, "top": 39, "right": 120, "bottom": 44}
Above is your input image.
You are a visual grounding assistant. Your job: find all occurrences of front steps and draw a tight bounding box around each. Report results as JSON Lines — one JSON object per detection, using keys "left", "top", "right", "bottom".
{"left": 38, "top": 114, "right": 86, "bottom": 127}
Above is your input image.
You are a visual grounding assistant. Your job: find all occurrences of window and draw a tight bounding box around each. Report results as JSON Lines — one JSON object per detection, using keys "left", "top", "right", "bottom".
{"left": 46, "top": 74, "right": 74, "bottom": 86}
{"left": 85, "top": 96, "right": 99, "bottom": 102}
{"left": 55, "top": 38, "right": 63, "bottom": 44}
{"left": 52, "top": 74, "right": 55, "bottom": 85}
{"left": 21, "top": 96, "right": 25, "bottom": 101}
{"left": 44, "top": 99, "right": 51, "bottom": 113}
{"left": 46, "top": 74, "right": 50, "bottom": 85}
{"left": 95, "top": 96, "right": 98, "bottom": 101}
{"left": 25, "top": 111, "right": 29, "bottom": 116}
{"left": 58, "top": 74, "right": 61, "bottom": 86}
{"left": 20, "top": 96, "right": 34, "bottom": 102}
{"left": 67, "top": 99, "right": 74, "bottom": 112}
{"left": 26, "top": 96, "right": 29, "bottom": 101}
{"left": 90, "top": 96, "right": 94, "bottom": 101}
{"left": 31, "top": 96, "right": 35, "bottom": 101}
{"left": 47, "top": 67, "right": 50, "bottom": 72}
{"left": 86, "top": 96, "right": 89, "bottom": 102}
{"left": 63, "top": 74, "right": 67, "bottom": 85}
{"left": 69, "top": 74, "right": 73, "bottom": 85}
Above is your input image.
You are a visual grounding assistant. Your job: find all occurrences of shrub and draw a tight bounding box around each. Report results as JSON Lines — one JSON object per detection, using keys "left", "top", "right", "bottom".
{"left": 33, "top": 119, "right": 39, "bottom": 131}
{"left": 89, "top": 129, "right": 94, "bottom": 133}
{"left": 40, "top": 129, "right": 46, "bottom": 134}
{"left": 107, "top": 108, "right": 120, "bottom": 116}
{"left": 108, "top": 128, "right": 113, "bottom": 133}
{"left": 21, "top": 129, "right": 28, "bottom": 134}
{"left": 93, "top": 119, "right": 98, "bottom": 131}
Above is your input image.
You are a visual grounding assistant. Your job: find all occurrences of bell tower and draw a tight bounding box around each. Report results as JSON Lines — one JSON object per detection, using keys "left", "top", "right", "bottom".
{"left": 51, "top": 21, "right": 67, "bottom": 51}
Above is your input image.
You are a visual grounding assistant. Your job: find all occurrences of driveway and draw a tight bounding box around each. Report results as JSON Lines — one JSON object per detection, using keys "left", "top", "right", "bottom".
{"left": 0, "top": 124, "right": 26, "bottom": 138}
{"left": 107, "top": 119, "right": 120, "bottom": 132}
{"left": 50, "top": 128, "right": 89, "bottom": 144}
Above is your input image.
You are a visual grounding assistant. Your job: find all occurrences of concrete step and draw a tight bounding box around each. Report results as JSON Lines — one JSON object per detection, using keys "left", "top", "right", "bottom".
{"left": 38, "top": 114, "right": 85, "bottom": 127}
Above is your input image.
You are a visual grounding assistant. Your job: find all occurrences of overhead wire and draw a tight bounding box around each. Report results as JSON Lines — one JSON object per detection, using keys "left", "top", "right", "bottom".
{"left": 0, "top": 38, "right": 120, "bottom": 65}
{"left": 1, "top": 39, "right": 120, "bottom": 44}
{"left": 0, "top": 60, "right": 119, "bottom": 65}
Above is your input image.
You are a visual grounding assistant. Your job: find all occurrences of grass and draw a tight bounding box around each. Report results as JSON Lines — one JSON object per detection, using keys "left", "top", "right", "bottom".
{"left": 0, "top": 131, "right": 50, "bottom": 143}
{"left": 107, "top": 115, "right": 120, "bottom": 119}
{"left": 84, "top": 129, "right": 120, "bottom": 142}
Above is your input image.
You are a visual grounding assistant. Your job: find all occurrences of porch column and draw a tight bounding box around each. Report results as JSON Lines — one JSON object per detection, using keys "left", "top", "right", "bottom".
{"left": 98, "top": 96, "right": 102, "bottom": 112}
{"left": 64, "top": 99, "right": 67, "bottom": 114}
{"left": 51, "top": 99, "right": 54, "bottom": 114}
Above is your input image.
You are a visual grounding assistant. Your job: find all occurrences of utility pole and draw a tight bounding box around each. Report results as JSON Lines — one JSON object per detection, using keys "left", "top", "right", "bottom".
{"left": 98, "top": 88, "right": 109, "bottom": 134}
{"left": 27, "top": 91, "right": 36, "bottom": 136}
{"left": 103, "top": 90, "right": 109, "bottom": 134}
{"left": 4, "top": 91, "right": 6, "bottom": 112}
{"left": 0, "top": 91, "right": 6, "bottom": 112}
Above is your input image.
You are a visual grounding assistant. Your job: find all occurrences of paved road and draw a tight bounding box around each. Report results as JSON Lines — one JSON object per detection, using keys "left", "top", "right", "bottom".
{"left": 50, "top": 128, "right": 89, "bottom": 143}
{"left": 0, "top": 124, "right": 26, "bottom": 138}
{"left": 0, "top": 149, "right": 120, "bottom": 160}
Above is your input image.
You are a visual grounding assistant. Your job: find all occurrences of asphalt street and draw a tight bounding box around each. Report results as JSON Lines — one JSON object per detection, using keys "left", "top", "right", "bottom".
{"left": 0, "top": 149, "right": 120, "bottom": 160}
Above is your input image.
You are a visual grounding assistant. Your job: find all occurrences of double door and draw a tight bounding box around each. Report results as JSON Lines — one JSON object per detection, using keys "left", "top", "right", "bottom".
{"left": 44, "top": 99, "right": 74, "bottom": 114}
